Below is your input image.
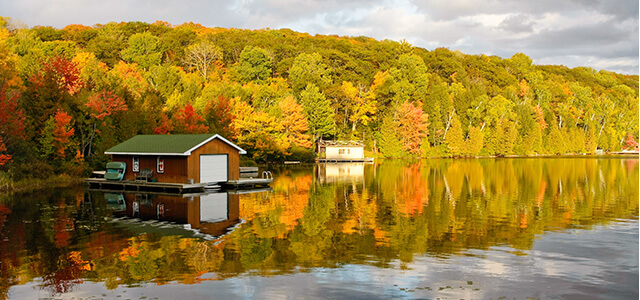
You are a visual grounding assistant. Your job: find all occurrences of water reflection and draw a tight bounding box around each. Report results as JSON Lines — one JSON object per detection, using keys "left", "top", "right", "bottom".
{"left": 96, "top": 191, "right": 242, "bottom": 238}
{"left": 316, "top": 162, "right": 366, "bottom": 184}
{"left": 0, "top": 158, "right": 637, "bottom": 298}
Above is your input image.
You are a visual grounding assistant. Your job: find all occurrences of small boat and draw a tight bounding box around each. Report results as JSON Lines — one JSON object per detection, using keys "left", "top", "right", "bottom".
{"left": 105, "top": 161, "right": 126, "bottom": 181}
{"left": 105, "top": 193, "right": 126, "bottom": 211}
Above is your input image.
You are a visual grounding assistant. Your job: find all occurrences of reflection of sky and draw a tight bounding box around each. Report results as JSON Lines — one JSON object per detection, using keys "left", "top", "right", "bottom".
{"left": 10, "top": 220, "right": 637, "bottom": 299}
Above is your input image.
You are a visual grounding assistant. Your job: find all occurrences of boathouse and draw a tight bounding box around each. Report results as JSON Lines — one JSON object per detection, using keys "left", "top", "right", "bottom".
{"left": 318, "top": 140, "right": 366, "bottom": 161}
{"left": 105, "top": 134, "right": 246, "bottom": 184}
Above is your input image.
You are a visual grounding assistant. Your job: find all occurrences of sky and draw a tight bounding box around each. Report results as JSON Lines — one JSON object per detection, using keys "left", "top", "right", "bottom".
{"left": 1, "top": 0, "right": 638, "bottom": 75}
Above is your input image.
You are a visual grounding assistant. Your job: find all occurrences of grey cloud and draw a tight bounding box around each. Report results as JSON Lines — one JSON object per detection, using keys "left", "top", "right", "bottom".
{"left": 0, "top": 0, "right": 637, "bottom": 74}
{"left": 516, "top": 20, "right": 636, "bottom": 58}
{"left": 498, "top": 14, "right": 534, "bottom": 33}
{"left": 571, "top": 0, "right": 639, "bottom": 20}
{"left": 231, "top": 0, "right": 378, "bottom": 22}
{"left": 409, "top": 0, "right": 572, "bottom": 20}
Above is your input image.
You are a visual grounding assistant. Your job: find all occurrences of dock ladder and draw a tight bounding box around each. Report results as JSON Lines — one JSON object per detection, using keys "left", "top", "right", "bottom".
{"left": 262, "top": 171, "right": 273, "bottom": 180}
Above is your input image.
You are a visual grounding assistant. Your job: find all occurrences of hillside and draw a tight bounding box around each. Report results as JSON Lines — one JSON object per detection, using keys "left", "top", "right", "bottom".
{"left": 0, "top": 19, "right": 638, "bottom": 179}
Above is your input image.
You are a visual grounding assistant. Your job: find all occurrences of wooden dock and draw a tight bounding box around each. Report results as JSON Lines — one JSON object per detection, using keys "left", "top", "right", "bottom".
{"left": 85, "top": 178, "right": 210, "bottom": 193}
{"left": 85, "top": 176, "right": 273, "bottom": 193}
{"left": 221, "top": 178, "right": 273, "bottom": 189}
{"left": 318, "top": 158, "right": 374, "bottom": 163}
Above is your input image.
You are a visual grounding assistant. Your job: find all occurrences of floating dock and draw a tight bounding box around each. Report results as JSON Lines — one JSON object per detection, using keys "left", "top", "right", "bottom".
{"left": 85, "top": 178, "right": 209, "bottom": 193}
{"left": 317, "top": 158, "right": 374, "bottom": 163}
{"left": 85, "top": 176, "right": 273, "bottom": 193}
{"left": 221, "top": 178, "right": 273, "bottom": 189}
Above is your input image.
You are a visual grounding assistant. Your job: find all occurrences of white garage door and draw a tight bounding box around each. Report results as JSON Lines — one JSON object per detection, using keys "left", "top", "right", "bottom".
{"left": 200, "top": 155, "right": 228, "bottom": 183}
{"left": 200, "top": 193, "right": 228, "bottom": 222}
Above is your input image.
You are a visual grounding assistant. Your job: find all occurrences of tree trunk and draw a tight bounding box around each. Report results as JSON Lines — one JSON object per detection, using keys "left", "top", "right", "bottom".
{"left": 443, "top": 109, "right": 456, "bottom": 139}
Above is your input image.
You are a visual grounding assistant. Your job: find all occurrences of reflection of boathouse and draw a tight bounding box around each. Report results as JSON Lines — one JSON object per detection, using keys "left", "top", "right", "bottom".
{"left": 317, "top": 162, "right": 365, "bottom": 184}
{"left": 100, "top": 191, "right": 243, "bottom": 238}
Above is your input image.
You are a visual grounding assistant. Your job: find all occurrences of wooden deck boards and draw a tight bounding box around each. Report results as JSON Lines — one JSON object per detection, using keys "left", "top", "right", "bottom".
{"left": 221, "top": 178, "right": 273, "bottom": 189}
{"left": 85, "top": 177, "right": 273, "bottom": 193}
{"left": 85, "top": 178, "right": 209, "bottom": 193}
{"left": 318, "top": 158, "right": 374, "bottom": 163}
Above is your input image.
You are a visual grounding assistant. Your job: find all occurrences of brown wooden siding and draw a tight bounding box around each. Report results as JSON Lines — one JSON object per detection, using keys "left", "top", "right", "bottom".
{"left": 110, "top": 137, "right": 240, "bottom": 184}
{"left": 111, "top": 155, "right": 189, "bottom": 183}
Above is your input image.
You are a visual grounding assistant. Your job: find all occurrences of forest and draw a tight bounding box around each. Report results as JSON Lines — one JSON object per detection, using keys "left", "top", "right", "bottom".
{"left": 0, "top": 18, "right": 638, "bottom": 183}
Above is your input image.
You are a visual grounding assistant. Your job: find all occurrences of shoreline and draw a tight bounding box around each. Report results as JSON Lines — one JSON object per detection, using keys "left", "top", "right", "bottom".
{"left": 0, "top": 174, "right": 84, "bottom": 194}
{"left": 2, "top": 154, "right": 637, "bottom": 193}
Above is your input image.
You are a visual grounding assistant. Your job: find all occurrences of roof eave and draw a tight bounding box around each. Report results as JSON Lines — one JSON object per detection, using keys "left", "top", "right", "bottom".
{"left": 184, "top": 134, "right": 247, "bottom": 155}
{"left": 104, "top": 152, "right": 189, "bottom": 156}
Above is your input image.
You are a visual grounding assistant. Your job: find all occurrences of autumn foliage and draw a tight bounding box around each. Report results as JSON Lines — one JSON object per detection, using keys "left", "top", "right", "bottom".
{"left": 34, "top": 56, "right": 84, "bottom": 95}
{"left": 53, "top": 110, "right": 75, "bottom": 158}
{"left": 85, "top": 91, "right": 128, "bottom": 120}
{"left": 173, "top": 103, "right": 209, "bottom": 134}
{"left": 395, "top": 100, "right": 428, "bottom": 155}
{"left": 0, "top": 20, "right": 635, "bottom": 178}
{"left": 0, "top": 136, "right": 11, "bottom": 165}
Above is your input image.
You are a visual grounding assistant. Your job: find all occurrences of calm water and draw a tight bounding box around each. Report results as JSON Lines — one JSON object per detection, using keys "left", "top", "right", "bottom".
{"left": 1, "top": 158, "right": 638, "bottom": 299}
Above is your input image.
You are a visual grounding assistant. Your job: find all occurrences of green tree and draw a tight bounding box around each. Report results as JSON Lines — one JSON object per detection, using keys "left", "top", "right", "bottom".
{"left": 545, "top": 119, "right": 565, "bottom": 155}
{"left": 121, "top": 32, "right": 162, "bottom": 70}
{"left": 236, "top": 46, "right": 272, "bottom": 83}
{"left": 465, "top": 126, "right": 483, "bottom": 156}
{"left": 444, "top": 112, "right": 464, "bottom": 157}
{"left": 299, "top": 84, "right": 335, "bottom": 142}
{"left": 378, "top": 113, "right": 403, "bottom": 157}
{"left": 289, "top": 52, "right": 331, "bottom": 93}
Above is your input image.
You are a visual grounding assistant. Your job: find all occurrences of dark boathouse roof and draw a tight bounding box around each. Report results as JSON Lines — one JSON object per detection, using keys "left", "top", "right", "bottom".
{"left": 105, "top": 134, "right": 246, "bottom": 156}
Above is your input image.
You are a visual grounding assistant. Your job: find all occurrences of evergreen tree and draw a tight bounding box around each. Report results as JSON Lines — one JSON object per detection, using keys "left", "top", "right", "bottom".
{"left": 546, "top": 119, "right": 565, "bottom": 155}
{"left": 299, "top": 84, "right": 335, "bottom": 142}
{"left": 444, "top": 112, "right": 464, "bottom": 157}
{"left": 465, "top": 126, "right": 483, "bottom": 156}
{"left": 378, "top": 114, "right": 403, "bottom": 158}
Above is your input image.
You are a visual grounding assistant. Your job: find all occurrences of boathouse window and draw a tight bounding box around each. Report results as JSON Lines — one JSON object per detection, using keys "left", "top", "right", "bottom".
{"left": 339, "top": 149, "right": 350, "bottom": 155}
{"left": 132, "top": 157, "right": 140, "bottom": 173}
{"left": 157, "top": 156, "right": 165, "bottom": 174}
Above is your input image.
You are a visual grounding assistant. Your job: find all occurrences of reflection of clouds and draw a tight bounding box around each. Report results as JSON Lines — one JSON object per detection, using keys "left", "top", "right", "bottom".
{"left": 10, "top": 221, "right": 638, "bottom": 298}
{"left": 481, "top": 259, "right": 508, "bottom": 276}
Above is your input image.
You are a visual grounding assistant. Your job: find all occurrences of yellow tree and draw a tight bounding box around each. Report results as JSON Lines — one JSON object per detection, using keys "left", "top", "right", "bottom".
{"left": 341, "top": 81, "right": 377, "bottom": 132}
{"left": 445, "top": 112, "right": 464, "bottom": 157}
{"left": 279, "top": 96, "right": 312, "bottom": 149}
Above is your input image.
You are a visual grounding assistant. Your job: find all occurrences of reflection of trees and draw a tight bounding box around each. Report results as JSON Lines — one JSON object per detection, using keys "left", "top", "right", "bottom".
{"left": 0, "top": 158, "right": 637, "bottom": 296}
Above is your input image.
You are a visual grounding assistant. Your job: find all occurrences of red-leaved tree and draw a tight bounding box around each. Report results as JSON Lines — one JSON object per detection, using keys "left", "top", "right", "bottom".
{"left": 396, "top": 100, "right": 429, "bottom": 155}
{"left": 81, "top": 91, "right": 128, "bottom": 156}
{"left": 0, "top": 137, "right": 11, "bottom": 166}
{"left": 53, "top": 110, "right": 75, "bottom": 158}
{"left": 0, "top": 85, "right": 26, "bottom": 144}
{"left": 204, "top": 95, "right": 235, "bottom": 138}
{"left": 173, "top": 103, "right": 209, "bottom": 134}
{"left": 624, "top": 133, "right": 639, "bottom": 150}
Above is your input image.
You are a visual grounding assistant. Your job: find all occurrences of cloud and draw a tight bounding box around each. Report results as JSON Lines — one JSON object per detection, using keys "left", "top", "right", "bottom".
{"left": 498, "top": 14, "right": 534, "bottom": 33}
{"left": 0, "top": 0, "right": 637, "bottom": 74}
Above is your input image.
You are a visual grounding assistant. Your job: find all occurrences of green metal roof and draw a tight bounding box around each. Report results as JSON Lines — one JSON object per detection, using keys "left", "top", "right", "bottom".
{"left": 105, "top": 134, "right": 246, "bottom": 156}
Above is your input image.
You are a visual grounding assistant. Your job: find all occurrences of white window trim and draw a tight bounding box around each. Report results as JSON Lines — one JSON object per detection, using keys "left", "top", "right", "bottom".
{"left": 157, "top": 156, "right": 165, "bottom": 174}
{"left": 132, "top": 157, "right": 140, "bottom": 173}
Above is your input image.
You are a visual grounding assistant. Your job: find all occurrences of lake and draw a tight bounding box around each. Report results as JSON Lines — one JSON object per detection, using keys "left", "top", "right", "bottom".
{"left": 1, "top": 157, "right": 638, "bottom": 299}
